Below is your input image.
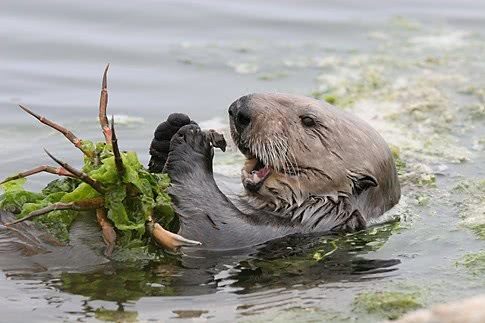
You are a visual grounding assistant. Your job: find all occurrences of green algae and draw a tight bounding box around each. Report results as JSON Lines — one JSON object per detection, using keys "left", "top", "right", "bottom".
{"left": 229, "top": 61, "right": 259, "bottom": 74}
{"left": 453, "top": 179, "right": 485, "bottom": 194}
{"left": 310, "top": 22, "right": 477, "bottom": 168}
{"left": 417, "top": 56, "right": 449, "bottom": 67}
{"left": 323, "top": 95, "right": 337, "bottom": 104}
{"left": 240, "top": 307, "right": 350, "bottom": 323}
{"left": 353, "top": 291, "right": 423, "bottom": 320}
{"left": 312, "top": 68, "right": 387, "bottom": 108}
{"left": 0, "top": 142, "right": 174, "bottom": 246}
{"left": 59, "top": 262, "right": 178, "bottom": 302}
{"left": 454, "top": 179, "right": 485, "bottom": 240}
{"left": 312, "top": 240, "right": 338, "bottom": 261}
{"left": 457, "top": 251, "right": 485, "bottom": 275}
{"left": 465, "top": 103, "right": 485, "bottom": 120}
{"left": 389, "top": 145, "right": 407, "bottom": 175}
{"left": 257, "top": 72, "right": 288, "bottom": 81}
{"left": 95, "top": 308, "right": 138, "bottom": 322}
{"left": 231, "top": 221, "right": 400, "bottom": 293}
{"left": 470, "top": 225, "right": 485, "bottom": 240}
{"left": 415, "top": 194, "right": 431, "bottom": 206}
{"left": 0, "top": 178, "right": 79, "bottom": 242}
{"left": 390, "top": 16, "right": 421, "bottom": 30}
{"left": 399, "top": 164, "right": 436, "bottom": 188}
{"left": 0, "top": 179, "right": 45, "bottom": 214}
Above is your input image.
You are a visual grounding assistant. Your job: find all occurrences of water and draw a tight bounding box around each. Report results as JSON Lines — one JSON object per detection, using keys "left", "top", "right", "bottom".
{"left": 1, "top": 1, "right": 484, "bottom": 322}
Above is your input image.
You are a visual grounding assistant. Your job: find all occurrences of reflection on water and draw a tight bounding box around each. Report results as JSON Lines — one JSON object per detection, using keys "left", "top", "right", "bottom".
{"left": 3, "top": 222, "right": 400, "bottom": 321}
{"left": 232, "top": 224, "right": 400, "bottom": 294}
{"left": 6, "top": 222, "right": 399, "bottom": 300}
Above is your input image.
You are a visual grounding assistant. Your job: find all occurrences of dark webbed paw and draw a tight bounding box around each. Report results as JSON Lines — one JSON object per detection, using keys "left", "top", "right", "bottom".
{"left": 148, "top": 113, "right": 197, "bottom": 173}
{"left": 164, "top": 124, "right": 214, "bottom": 182}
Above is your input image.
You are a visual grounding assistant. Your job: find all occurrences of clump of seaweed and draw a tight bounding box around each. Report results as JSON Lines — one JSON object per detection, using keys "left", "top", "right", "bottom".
{"left": 457, "top": 251, "right": 485, "bottom": 275}
{"left": 453, "top": 179, "right": 485, "bottom": 240}
{"left": 0, "top": 65, "right": 219, "bottom": 256}
{"left": 353, "top": 291, "right": 423, "bottom": 320}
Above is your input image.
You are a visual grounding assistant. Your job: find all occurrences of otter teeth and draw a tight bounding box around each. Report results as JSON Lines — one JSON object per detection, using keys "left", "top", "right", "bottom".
{"left": 242, "top": 169, "right": 261, "bottom": 184}
{"left": 250, "top": 170, "right": 263, "bottom": 183}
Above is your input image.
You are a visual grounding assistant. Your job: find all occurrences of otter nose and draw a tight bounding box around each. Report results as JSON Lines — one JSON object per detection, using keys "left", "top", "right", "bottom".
{"left": 229, "top": 97, "right": 252, "bottom": 133}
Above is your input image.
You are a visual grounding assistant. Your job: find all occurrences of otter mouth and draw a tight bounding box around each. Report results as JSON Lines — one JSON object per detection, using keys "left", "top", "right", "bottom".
{"left": 241, "top": 157, "right": 272, "bottom": 192}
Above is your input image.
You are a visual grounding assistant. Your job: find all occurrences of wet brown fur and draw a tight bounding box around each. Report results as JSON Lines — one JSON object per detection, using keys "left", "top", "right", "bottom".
{"left": 164, "top": 93, "right": 401, "bottom": 250}
{"left": 230, "top": 94, "right": 400, "bottom": 222}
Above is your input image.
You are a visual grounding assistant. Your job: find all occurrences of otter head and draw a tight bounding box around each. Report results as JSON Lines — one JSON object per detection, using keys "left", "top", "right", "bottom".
{"left": 228, "top": 93, "right": 398, "bottom": 216}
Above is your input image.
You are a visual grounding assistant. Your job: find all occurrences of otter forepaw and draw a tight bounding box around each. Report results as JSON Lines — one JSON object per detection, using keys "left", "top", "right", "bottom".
{"left": 148, "top": 113, "right": 198, "bottom": 173}
{"left": 174, "top": 124, "right": 213, "bottom": 155}
{"left": 164, "top": 124, "right": 214, "bottom": 180}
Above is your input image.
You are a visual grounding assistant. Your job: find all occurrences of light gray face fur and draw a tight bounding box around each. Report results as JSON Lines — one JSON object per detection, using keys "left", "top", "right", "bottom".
{"left": 229, "top": 93, "right": 400, "bottom": 223}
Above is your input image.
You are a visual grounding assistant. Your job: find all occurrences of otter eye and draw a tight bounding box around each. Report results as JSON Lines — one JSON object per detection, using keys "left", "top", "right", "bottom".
{"left": 301, "top": 116, "right": 316, "bottom": 127}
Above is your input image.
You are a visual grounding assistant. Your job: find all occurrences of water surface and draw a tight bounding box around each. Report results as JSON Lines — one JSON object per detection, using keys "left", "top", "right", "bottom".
{"left": 1, "top": 1, "right": 484, "bottom": 322}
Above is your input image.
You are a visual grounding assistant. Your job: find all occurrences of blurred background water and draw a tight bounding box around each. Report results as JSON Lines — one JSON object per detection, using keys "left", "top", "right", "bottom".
{"left": 1, "top": 1, "right": 484, "bottom": 322}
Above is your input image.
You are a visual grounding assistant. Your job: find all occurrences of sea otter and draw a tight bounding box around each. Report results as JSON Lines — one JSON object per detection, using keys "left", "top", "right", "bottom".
{"left": 148, "top": 93, "right": 401, "bottom": 250}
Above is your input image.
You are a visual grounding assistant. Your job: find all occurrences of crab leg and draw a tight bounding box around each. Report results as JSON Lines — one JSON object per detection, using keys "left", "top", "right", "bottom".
{"left": 44, "top": 149, "right": 106, "bottom": 194}
{"left": 99, "top": 64, "right": 112, "bottom": 145}
{"left": 146, "top": 212, "right": 201, "bottom": 251}
{"left": 42, "top": 149, "right": 116, "bottom": 255}
{"left": 5, "top": 197, "right": 105, "bottom": 226}
{"left": 0, "top": 165, "right": 74, "bottom": 185}
{"left": 18, "top": 104, "right": 94, "bottom": 158}
{"left": 110, "top": 115, "right": 124, "bottom": 178}
{"left": 96, "top": 208, "right": 117, "bottom": 256}
{"left": 207, "top": 129, "right": 227, "bottom": 152}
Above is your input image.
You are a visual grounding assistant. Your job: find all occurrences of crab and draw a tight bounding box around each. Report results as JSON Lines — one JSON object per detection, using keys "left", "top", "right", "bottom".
{"left": 0, "top": 65, "right": 225, "bottom": 256}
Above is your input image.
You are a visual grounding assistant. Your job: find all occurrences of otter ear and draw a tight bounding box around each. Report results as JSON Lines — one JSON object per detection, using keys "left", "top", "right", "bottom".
{"left": 353, "top": 174, "right": 378, "bottom": 195}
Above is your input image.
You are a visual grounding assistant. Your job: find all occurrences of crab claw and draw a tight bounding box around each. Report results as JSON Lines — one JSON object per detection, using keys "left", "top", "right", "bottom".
{"left": 148, "top": 222, "right": 201, "bottom": 251}
{"left": 96, "top": 208, "right": 117, "bottom": 257}
{"left": 99, "top": 64, "right": 112, "bottom": 144}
